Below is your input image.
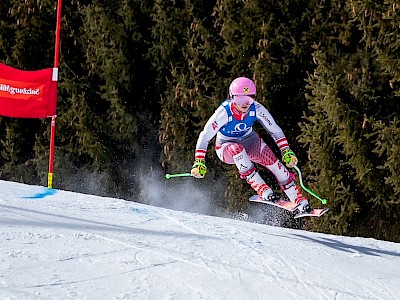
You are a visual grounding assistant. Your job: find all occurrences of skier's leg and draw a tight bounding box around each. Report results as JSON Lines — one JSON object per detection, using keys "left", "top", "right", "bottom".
{"left": 215, "top": 142, "right": 275, "bottom": 199}
{"left": 245, "top": 135, "right": 310, "bottom": 211}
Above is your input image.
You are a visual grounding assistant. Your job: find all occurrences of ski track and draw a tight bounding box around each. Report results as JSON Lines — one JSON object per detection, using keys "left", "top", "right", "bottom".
{"left": 4, "top": 202, "right": 231, "bottom": 284}
{"left": 382, "top": 282, "right": 397, "bottom": 300}
{"left": 228, "top": 228, "right": 299, "bottom": 299}
{"left": 153, "top": 208, "right": 201, "bottom": 235}
{"left": 232, "top": 225, "right": 385, "bottom": 300}
{"left": 2, "top": 204, "right": 229, "bottom": 298}
{"left": 316, "top": 240, "right": 394, "bottom": 300}
{"left": 126, "top": 210, "right": 310, "bottom": 299}
{"left": 274, "top": 251, "right": 329, "bottom": 300}
{"left": 3, "top": 237, "right": 134, "bottom": 275}
{"left": 154, "top": 211, "right": 298, "bottom": 298}
{"left": 141, "top": 212, "right": 395, "bottom": 300}
{"left": 277, "top": 237, "right": 386, "bottom": 300}
{"left": 148, "top": 208, "right": 277, "bottom": 297}
{"left": 317, "top": 245, "right": 370, "bottom": 295}
{"left": 93, "top": 234, "right": 229, "bottom": 280}
{"left": 2, "top": 183, "right": 400, "bottom": 300}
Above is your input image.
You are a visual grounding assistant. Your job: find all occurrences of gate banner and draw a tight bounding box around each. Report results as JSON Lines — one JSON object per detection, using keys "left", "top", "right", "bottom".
{"left": 0, "top": 63, "right": 57, "bottom": 118}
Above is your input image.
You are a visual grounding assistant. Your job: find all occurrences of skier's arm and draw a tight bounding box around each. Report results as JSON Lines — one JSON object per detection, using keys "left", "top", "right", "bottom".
{"left": 255, "top": 102, "right": 298, "bottom": 167}
{"left": 194, "top": 106, "right": 228, "bottom": 160}
{"left": 191, "top": 106, "right": 228, "bottom": 178}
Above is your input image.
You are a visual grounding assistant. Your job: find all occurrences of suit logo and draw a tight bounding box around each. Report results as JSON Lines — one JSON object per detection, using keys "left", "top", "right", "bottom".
{"left": 231, "top": 123, "right": 250, "bottom": 134}
{"left": 212, "top": 122, "right": 218, "bottom": 130}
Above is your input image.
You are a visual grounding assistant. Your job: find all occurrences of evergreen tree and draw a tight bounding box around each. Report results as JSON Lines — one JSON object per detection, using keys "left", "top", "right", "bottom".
{"left": 149, "top": 0, "right": 231, "bottom": 209}
{"left": 156, "top": 0, "right": 319, "bottom": 213}
{"left": 214, "top": 0, "right": 319, "bottom": 209}
{"left": 0, "top": 0, "right": 159, "bottom": 199}
{"left": 299, "top": 0, "right": 400, "bottom": 241}
{"left": 1, "top": 0, "right": 398, "bottom": 241}
{"left": 0, "top": 0, "right": 55, "bottom": 183}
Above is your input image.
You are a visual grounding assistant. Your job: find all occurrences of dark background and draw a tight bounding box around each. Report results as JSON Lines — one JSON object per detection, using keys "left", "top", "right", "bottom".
{"left": 0, "top": 0, "right": 399, "bottom": 241}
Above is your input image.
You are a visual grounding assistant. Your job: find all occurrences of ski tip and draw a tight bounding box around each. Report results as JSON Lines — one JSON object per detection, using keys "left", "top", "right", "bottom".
{"left": 249, "top": 195, "right": 260, "bottom": 201}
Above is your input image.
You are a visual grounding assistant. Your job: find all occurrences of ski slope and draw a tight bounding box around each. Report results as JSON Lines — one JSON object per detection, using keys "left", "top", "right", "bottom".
{"left": 1, "top": 180, "right": 399, "bottom": 300}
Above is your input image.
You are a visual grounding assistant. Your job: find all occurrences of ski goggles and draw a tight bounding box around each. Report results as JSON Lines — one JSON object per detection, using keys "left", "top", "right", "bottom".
{"left": 232, "top": 95, "right": 255, "bottom": 106}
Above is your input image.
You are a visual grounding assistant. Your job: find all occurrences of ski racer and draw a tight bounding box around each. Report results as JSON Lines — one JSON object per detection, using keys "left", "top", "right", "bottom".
{"left": 190, "top": 77, "right": 311, "bottom": 213}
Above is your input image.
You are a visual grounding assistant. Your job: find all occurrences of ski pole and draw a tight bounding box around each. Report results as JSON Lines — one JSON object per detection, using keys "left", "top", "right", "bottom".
{"left": 293, "top": 166, "right": 327, "bottom": 204}
{"left": 165, "top": 172, "right": 192, "bottom": 179}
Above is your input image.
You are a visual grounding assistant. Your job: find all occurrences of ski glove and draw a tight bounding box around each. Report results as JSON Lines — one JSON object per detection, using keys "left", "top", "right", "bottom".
{"left": 281, "top": 148, "right": 298, "bottom": 168}
{"left": 191, "top": 158, "right": 207, "bottom": 178}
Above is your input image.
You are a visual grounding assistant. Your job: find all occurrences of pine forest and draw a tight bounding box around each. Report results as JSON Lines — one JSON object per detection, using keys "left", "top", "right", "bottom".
{"left": 0, "top": 0, "right": 399, "bottom": 241}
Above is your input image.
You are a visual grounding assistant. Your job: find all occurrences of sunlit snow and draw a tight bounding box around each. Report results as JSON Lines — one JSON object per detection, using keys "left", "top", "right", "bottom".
{"left": 1, "top": 180, "right": 399, "bottom": 300}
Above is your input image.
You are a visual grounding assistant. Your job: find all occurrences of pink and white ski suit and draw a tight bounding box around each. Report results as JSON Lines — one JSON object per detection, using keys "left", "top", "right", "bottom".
{"left": 194, "top": 99, "right": 302, "bottom": 202}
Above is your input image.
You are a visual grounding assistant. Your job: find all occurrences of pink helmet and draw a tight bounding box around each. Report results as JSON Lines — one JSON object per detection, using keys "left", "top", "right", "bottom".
{"left": 229, "top": 77, "right": 256, "bottom": 105}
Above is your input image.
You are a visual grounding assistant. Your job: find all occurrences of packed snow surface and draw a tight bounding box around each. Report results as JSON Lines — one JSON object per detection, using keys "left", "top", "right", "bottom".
{"left": 1, "top": 180, "right": 399, "bottom": 300}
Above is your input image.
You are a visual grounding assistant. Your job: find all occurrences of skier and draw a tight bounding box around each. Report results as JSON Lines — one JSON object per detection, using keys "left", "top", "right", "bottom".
{"left": 190, "top": 77, "right": 311, "bottom": 214}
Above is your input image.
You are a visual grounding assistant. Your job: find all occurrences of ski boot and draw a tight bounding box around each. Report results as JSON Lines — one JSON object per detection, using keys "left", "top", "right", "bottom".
{"left": 261, "top": 188, "right": 280, "bottom": 203}
{"left": 295, "top": 196, "right": 313, "bottom": 214}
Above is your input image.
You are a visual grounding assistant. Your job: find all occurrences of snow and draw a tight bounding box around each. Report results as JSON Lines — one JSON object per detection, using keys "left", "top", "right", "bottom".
{"left": 1, "top": 180, "right": 399, "bottom": 300}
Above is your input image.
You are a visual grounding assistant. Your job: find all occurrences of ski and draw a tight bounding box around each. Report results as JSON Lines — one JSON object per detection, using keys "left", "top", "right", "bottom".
{"left": 294, "top": 208, "right": 329, "bottom": 219}
{"left": 249, "top": 195, "right": 300, "bottom": 212}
